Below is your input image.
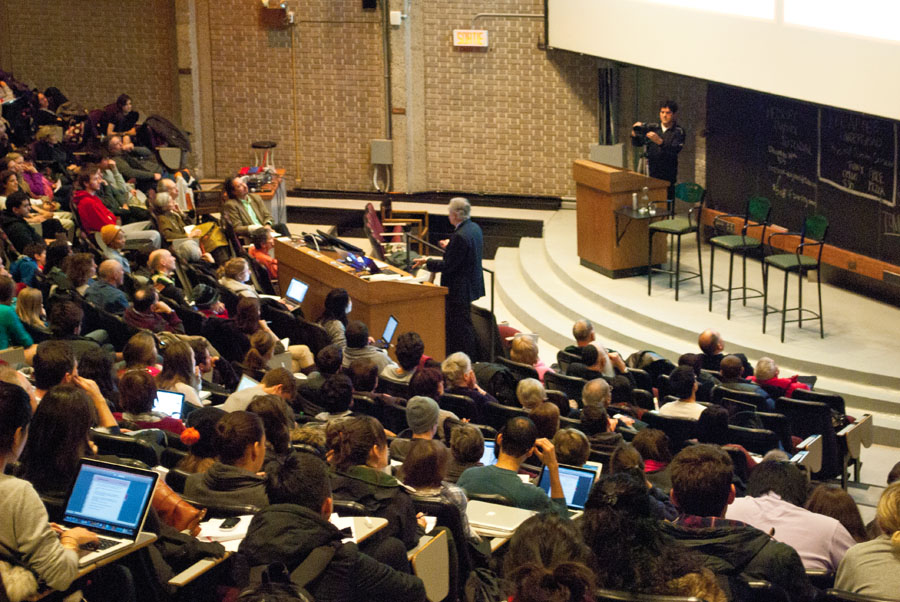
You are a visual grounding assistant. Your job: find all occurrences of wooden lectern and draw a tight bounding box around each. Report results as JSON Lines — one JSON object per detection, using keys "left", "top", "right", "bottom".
{"left": 274, "top": 240, "right": 448, "bottom": 360}
{"left": 573, "top": 160, "right": 670, "bottom": 278}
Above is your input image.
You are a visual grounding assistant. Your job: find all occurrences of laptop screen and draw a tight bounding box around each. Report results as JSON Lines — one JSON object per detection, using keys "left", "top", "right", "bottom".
{"left": 153, "top": 389, "right": 185, "bottom": 419}
{"left": 381, "top": 315, "right": 399, "bottom": 345}
{"left": 538, "top": 464, "right": 597, "bottom": 510}
{"left": 480, "top": 440, "right": 497, "bottom": 466}
{"left": 237, "top": 375, "right": 259, "bottom": 391}
{"left": 63, "top": 460, "right": 157, "bottom": 537}
{"left": 285, "top": 278, "right": 309, "bottom": 304}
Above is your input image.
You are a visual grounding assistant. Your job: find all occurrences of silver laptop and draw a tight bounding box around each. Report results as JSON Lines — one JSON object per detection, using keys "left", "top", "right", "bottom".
{"left": 268, "top": 351, "right": 292, "bottom": 371}
{"left": 537, "top": 464, "right": 597, "bottom": 510}
{"left": 282, "top": 278, "right": 309, "bottom": 309}
{"left": 62, "top": 459, "right": 158, "bottom": 566}
{"left": 466, "top": 500, "right": 536, "bottom": 536}
{"left": 152, "top": 389, "right": 186, "bottom": 419}
{"left": 236, "top": 374, "right": 260, "bottom": 391}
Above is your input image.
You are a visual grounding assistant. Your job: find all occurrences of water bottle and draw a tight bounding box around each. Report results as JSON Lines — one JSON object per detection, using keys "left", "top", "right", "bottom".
{"left": 632, "top": 192, "right": 638, "bottom": 211}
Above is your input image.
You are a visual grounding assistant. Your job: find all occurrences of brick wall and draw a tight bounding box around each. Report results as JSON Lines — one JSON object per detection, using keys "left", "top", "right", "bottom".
{"left": 422, "top": 0, "right": 598, "bottom": 197}
{"left": 0, "top": 0, "right": 177, "bottom": 130}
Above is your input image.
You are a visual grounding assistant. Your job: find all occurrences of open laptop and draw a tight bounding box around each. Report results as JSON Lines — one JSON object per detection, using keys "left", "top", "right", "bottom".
{"left": 479, "top": 439, "right": 498, "bottom": 466}
{"left": 152, "top": 389, "right": 186, "bottom": 420}
{"left": 377, "top": 315, "right": 399, "bottom": 349}
{"left": 236, "top": 374, "right": 260, "bottom": 391}
{"left": 537, "top": 464, "right": 597, "bottom": 510}
{"left": 466, "top": 500, "right": 536, "bottom": 536}
{"left": 61, "top": 459, "right": 158, "bottom": 566}
{"left": 268, "top": 351, "right": 293, "bottom": 371}
{"left": 281, "top": 278, "right": 309, "bottom": 310}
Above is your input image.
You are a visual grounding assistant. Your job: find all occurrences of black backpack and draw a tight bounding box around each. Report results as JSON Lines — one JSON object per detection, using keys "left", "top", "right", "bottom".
{"left": 473, "top": 362, "right": 517, "bottom": 406}
{"left": 238, "top": 544, "right": 337, "bottom": 602}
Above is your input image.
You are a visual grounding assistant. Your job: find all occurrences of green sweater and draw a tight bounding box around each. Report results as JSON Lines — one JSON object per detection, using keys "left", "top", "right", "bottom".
{"left": 0, "top": 304, "right": 32, "bottom": 349}
{"left": 456, "top": 464, "right": 568, "bottom": 517}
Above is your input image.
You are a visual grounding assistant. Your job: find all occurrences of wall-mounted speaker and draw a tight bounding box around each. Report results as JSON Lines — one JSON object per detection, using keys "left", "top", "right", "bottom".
{"left": 363, "top": 0, "right": 377, "bottom": 9}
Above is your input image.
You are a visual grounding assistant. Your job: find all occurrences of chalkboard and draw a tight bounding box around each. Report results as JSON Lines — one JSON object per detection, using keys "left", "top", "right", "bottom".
{"left": 706, "top": 84, "right": 900, "bottom": 266}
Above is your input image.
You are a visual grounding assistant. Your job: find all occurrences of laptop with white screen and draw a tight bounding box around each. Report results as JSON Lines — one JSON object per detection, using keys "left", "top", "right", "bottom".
{"left": 152, "top": 389, "right": 186, "bottom": 419}
{"left": 62, "top": 459, "right": 158, "bottom": 566}
{"left": 282, "top": 278, "right": 309, "bottom": 309}
{"left": 378, "top": 315, "right": 399, "bottom": 349}
{"left": 537, "top": 464, "right": 597, "bottom": 510}
{"left": 236, "top": 375, "right": 259, "bottom": 391}
{"left": 479, "top": 440, "right": 497, "bottom": 466}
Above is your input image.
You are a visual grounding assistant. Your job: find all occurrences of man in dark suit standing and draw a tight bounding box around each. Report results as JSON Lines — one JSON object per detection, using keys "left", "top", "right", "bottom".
{"left": 414, "top": 197, "right": 484, "bottom": 357}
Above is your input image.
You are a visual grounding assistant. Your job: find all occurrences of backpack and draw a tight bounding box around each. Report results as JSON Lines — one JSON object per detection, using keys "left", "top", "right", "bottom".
{"left": 472, "top": 362, "right": 517, "bottom": 406}
{"left": 464, "top": 567, "right": 503, "bottom": 602}
{"left": 238, "top": 543, "right": 337, "bottom": 602}
{"left": 625, "top": 350, "right": 676, "bottom": 382}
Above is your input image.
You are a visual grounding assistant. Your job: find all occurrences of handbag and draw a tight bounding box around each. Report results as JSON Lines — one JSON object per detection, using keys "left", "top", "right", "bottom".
{"left": 151, "top": 478, "right": 206, "bottom": 536}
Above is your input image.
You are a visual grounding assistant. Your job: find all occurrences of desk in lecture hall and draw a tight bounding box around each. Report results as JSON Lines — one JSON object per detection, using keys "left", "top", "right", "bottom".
{"left": 274, "top": 239, "right": 448, "bottom": 360}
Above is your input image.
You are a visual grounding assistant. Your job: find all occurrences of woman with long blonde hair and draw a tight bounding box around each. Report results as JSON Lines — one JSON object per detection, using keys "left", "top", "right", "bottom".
{"left": 15, "top": 287, "right": 46, "bottom": 328}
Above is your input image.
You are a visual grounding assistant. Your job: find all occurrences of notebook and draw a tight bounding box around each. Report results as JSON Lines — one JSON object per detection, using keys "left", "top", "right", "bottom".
{"left": 152, "top": 389, "right": 186, "bottom": 419}
{"left": 466, "top": 500, "right": 536, "bottom": 536}
{"left": 479, "top": 439, "right": 498, "bottom": 466}
{"left": 378, "top": 315, "right": 399, "bottom": 349}
{"left": 62, "top": 459, "right": 158, "bottom": 566}
{"left": 282, "top": 278, "right": 309, "bottom": 309}
{"left": 236, "top": 374, "right": 259, "bottom": 391}
{"left": 537, "top": 464, "right": 597, "bottom": 510}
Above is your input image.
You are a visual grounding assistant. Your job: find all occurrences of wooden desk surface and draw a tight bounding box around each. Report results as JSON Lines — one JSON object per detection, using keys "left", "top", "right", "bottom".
{"left": 79, "top": 531, "right": 157, "bottom": 576}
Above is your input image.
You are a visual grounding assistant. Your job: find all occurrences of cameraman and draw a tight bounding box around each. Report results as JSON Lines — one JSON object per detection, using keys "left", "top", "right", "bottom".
{"left": 632, "top": 100, "right": 685, "bottom": 199}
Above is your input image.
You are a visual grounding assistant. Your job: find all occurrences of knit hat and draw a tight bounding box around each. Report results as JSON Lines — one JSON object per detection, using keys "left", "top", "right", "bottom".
{"left": 101, "top": 224, "right": 121, "bottom": 246}
{"left": 191, "top": 283, "right": 220, "bottom": 309}
{"left": 406, "top": 395, "right": 440, "bottom": 435}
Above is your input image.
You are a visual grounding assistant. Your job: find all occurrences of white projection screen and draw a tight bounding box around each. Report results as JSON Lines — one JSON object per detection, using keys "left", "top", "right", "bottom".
{"left": 547, "top": 0, "right": 900, "bottom": 121}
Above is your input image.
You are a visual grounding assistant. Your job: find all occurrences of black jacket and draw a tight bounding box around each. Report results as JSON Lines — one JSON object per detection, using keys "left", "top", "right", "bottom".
{"left": 660, "top": 519, "right": 817, "bottom": 602}
{"left": 425, "top": 218, "right": 484, "bottom": 304}
{"left": 233, "top": 504, "right": 425, "bottom": 602}
{"left": 0, "top": 210, "right": 42, "bottom": 253}
{"left": 183, "top": 461, "right": 268, "bottom": 510}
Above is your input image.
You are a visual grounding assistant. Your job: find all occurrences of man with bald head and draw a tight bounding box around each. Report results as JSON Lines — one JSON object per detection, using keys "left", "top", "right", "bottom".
{"left": 697, "top": 329, "right": 754, "bottom": 377}
{"left": 85, "top": 259, "right": 129, "bottom": 314}
{"left": 718, "top": 354, "right": 774, "bottom": 410}
{"left": 564, "top": 318, "right": 595, "bottom": 355}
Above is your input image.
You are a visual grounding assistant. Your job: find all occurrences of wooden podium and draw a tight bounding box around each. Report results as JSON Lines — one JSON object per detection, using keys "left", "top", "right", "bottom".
{"left": 274, "top": 239, "right": 448, "bottom": 360}
{"left": 573, "top": 160, "right": 670, "bottom": 278}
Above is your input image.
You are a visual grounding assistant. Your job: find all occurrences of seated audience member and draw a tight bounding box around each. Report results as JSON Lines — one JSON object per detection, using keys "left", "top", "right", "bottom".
{"left": 301, "top": 343, "right": 342, "bottom": 393}
{"left": 835, "top": 482, "right": 900, "bottom": 598}
{"left": 0, "top": 381, "right": 101, "bottom": 595}
{"left": 119, "top": 331, "right": 161, "bottom": 377}
{"left": 401, "top": 439, "right": 481, "bottom": 542}
{"left": 72, "top": 164, "right": 160, "bottom": 249}
{"left": 1, "top": 191, "right": 65, "bottom": 252}
{"left": 582, "top": 472, "right": 722, "bottom": 600}
{"left": 102, "top": 98, "right": 138, "bottom": 140}
{"left": 342, "top": 320, "right": 397, "bottom": 372}
{"left": 153, "top": 191, "right": 215, "bottom": 263}
{"left": 441, "top": 351, "right": 496, "bottom": 411}
{"left": 10, "top": 241, "right": 45, "bottom": 287}
{"left": 0, "top": 275, "right": 34, "bottom": 353}
{"left": 147, "top": 248, "right": 186, "bottom": 305}
{"left": 580, "top": 405, "right": 624, "bottom": 452}
{"left": 184, "top": 410, "right": 269, "bottom": 509}
{"left": 381, "top": 331, "right": 424, "bottom": 384}
{"left": 531, "top": 401, "right": 560, "bottom": 441}
{"left": 16, "top": 286, "right": 51, "bottom": 342}
{"left": 582, "top": 377, "right": 637, "bottom": 433}
{"left": 563, "top": 317, "right": 595, "bottom": 355}
{"left": 99, "top": 224, "right": 130, "bottom": 273}
{"left": 726, "top": 460, "right": 855, "bottom": 572}
{"left": 223, "top": 175, "right": 290, "bottom": 237}
{"left": 697, "top": 329, "right": 754, "bottom": 376}
{"left": 191, "top": 337, "right": 238, "bottom": 394}
{"left": 658, "top": 365, "right": 706, "bottom": 420}
{"left": 678, "top": 352, "right": 719, "bottom": 402}
{"left": 191, "top": 283, "right": 228, "bottom": 319}
{"left": 318, "top": 287, "right": 350, "bottom": 349}
{"left": 98, "top": 155, "right": 149, "bottom": 225}
{"left": 315, "top": 373, "right": 356, "bottom": 422}
{"left": 553, "top": 428, "right": 591, "bottom": 467}
{"left": 47, "top": 301, "right": 103, "bottom": 360}
{"left": 76, "top": 346, "right": 119, "bottom": 408}
{"left": 247, "top": 394, "right": 295, "bottom": 465}
{"left": 608, "top": 443, "right": 677, "bottom": 521}
{"left": 409, "top": 366, "right": 459, "bottom": 441}
{"left": 242, "top": 330, "right": 277, "bottom": 378}
{"left": 447, "top": 423, "right": 485, "bottom": 483}
{"left": 516, "top": 377, "right": 546, "bottom": 412}
{"left": 124, "top": 285, "right": 184, "bottom": 334}
{"left": 42, "top": 239, "right": 72, "bottom": 287}
{"left": 234, "top": 452, "right": 426, "bottom": 602}
{"left": 696, "top": 405, "right": 762, "bottom": 470}
{"left": 509, "top": 334, "right": 553, "bottom": 382}
{"left": 717, "top": 355, "right": 775, "bottom": 410}
{"left": 218, "top": 257, "right": 258, "bottom": 299}
{"left": 105, "top": 135, "right": 165, "bottom": 194}
{"left": 222, "top": 367, "right": 297, "bottom": 413}
{"left": 84, "top": 259, "right": 128, "bottom": 315}
{"left": 389, "top": 395, "right": 440, "bottom": 462}
{"left": 631, "top": 428, "right": 673, "bottom": 491}
{"left": 248, "top": 228, "right": 277, "bottom": 278}
{"left": 661, "top": 444, "right": 816, "bottom": 602}
{"left": 504, "top": 513, "right": 595, "bottom": 602}
{"left": 157, "top": 339, "right": 203, "bottom": 408}
{"left": 232, "top": 297, "right": 313, "bottom": 372}
{"left": 116, "top": 369, "right": 185, "bottom": 435}
{"left": 177, "top": 406, "right": 226, "bottom": 473}
{"left": 457, "top": 416, "right": 568, "bottom": 517}
{"left": 327, "top": 415, "right": 425, "bottom": 551}
{"left": 62, "top": 252, "right": 96, "bottom": 296}
{"left": 805, "top": 484, "right": 870, "bottom": 544}
{"left": 749, "top": 356, "right": 811, "bottom": 398}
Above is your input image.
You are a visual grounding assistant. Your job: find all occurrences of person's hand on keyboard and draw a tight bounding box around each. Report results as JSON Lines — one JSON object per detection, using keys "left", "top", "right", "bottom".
{"left": 59, "top": 527, "right": 99, "bottom": 557}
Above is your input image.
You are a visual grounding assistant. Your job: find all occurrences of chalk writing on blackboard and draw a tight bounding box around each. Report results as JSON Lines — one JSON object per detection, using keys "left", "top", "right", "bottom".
{"left": 883, "top": 211, "right": 900, "bottom": 238}
{"left": 819, "top": 109, "right": 896, "bottom": 207}
{"left": 764, "top": 102, "right": 817, "bottom": 210}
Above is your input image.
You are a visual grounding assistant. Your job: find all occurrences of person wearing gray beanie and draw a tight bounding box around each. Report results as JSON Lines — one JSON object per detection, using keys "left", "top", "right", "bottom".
{"left": 390, "top": 395, "right": 440, "bottom": 463}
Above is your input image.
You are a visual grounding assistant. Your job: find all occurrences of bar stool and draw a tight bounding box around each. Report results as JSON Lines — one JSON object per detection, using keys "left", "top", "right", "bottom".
{"left": 251, "top": 140, "right": 277, "bottom": 169}
{"left": 647, "top": 182, "right": 705, "bottom": 300}
{"left": 708, "top": 196, "right": 771, "bottom": 319}
{"left": 763, "top": 214, "right": 828, "bottom": 342}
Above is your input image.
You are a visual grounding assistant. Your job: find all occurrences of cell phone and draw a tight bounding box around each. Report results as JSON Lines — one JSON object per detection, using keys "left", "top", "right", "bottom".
{"left": 219, "top": 517, "right": 241, "bottom": 530}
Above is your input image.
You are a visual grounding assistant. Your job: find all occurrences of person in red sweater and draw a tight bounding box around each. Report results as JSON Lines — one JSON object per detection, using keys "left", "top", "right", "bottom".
{"left": 248, "top": 228, "right": 277, "bottom": 279}
{"left": 749, "top": 356, "right": 811, "bottom": 398}
{"left": 72, "top": 164, "right": 160, "bottom": 250}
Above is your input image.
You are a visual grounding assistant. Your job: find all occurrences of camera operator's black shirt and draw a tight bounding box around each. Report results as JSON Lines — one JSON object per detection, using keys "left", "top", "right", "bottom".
{"left": 633, "top": 121, "right": 685, "bottom": 184}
